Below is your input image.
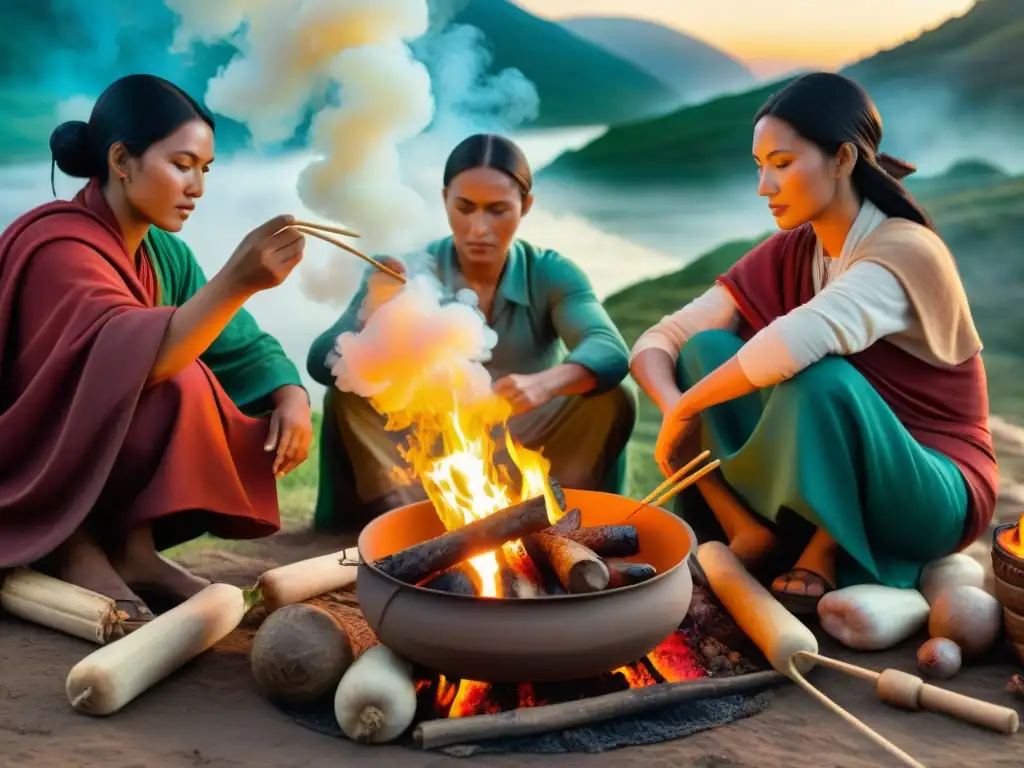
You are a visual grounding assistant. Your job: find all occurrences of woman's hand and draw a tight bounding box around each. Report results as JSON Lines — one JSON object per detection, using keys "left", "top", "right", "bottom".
{"left": 493, "top": 372, "right": 556, "bottom": 415}
{"left": 222, "top": 214, "right": 306, "bottom": 296}
{"left": 654, "top": 397, "right": 697, "bottom": 477}
{"left": 360, "top": 257, "right": 407, "bottom": 320}
{"left": 265, "top": 385, "right": 313, "bottom": 477}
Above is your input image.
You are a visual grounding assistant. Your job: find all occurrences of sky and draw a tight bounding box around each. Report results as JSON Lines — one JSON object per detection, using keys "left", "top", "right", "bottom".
{"left": 513, "top": 0, "right": 978, "bottom": 76}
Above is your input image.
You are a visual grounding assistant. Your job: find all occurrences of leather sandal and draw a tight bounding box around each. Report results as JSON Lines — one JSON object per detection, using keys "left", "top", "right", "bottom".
{"left": 770, "top": 567, "right": 835, "bottom": 615}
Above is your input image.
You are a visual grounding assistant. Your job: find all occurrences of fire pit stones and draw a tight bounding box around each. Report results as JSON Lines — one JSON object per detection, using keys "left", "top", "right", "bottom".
{"left": 357, "top": 489, "right": 698, "bottom": 683}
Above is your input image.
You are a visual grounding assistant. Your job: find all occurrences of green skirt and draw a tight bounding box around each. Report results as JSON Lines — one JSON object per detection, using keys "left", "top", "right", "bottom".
{"left": 674, "top": 330, "right": 968, "bottom": 589}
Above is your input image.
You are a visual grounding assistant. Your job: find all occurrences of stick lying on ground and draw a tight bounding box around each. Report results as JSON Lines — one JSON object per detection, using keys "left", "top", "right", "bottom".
{"left": 413, "top": 670, "right": 784, "bottom": 750}
{"left": 256, "top": 547, "right": 359, "bottom": 612}
{"left": 372, "top": 495, "right": 551, "bottom": 585}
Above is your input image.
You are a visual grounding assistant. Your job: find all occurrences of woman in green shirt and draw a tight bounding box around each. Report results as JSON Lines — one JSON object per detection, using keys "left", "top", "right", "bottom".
{"left": 307, "top": 134, "right": 637, "bottom": 530}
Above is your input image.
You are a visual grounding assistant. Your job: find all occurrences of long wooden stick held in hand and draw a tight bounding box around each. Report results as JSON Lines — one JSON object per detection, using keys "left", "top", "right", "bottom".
{"left": 291, "top": 224, "right": 407, "bottom": 284}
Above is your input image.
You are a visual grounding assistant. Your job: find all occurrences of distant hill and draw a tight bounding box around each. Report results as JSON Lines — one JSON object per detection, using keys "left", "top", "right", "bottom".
{"left": 541, "top": 0, "right": 1023, "bottom": 185}
{"left": 0, "top": 0, "right": 681, "bottom": 165}
{"left": 559, "top": 16, "right": 754, "bottom": 101}
{"left": 602, "top": 164, "right": 1024, "bottom": 493}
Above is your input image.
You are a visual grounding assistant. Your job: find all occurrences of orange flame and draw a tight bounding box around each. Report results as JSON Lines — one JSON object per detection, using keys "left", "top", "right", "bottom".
{"left": 998, "top": 513, "right": 1024, "bottom": 559}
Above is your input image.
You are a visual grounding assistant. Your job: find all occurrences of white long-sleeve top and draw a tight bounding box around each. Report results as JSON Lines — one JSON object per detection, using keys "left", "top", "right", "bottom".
{"left": 630, "top": 201, "right": 921, "bottom": 387}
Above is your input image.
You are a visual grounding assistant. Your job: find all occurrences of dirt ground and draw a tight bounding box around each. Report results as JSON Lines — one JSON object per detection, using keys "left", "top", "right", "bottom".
{"left": 2, "top": 419, "right": 1023, "bottom": 768}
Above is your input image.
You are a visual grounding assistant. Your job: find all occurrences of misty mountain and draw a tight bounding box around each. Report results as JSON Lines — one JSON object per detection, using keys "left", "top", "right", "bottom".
{"left": 559, "top": 16, "right": 755, "bottom": 101}
{"left": 0, "top": 0, "right": 680, "bottom": 165}
{"left": 540, "top": 0, "right": 1024, "bottom": 186}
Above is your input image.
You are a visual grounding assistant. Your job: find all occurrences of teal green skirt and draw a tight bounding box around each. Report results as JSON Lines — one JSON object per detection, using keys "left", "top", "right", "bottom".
{"left": 674, "top": 330, "right": 968, "bottom": 589}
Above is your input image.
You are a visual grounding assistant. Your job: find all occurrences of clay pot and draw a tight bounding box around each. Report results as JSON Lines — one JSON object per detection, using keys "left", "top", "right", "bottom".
{"left": 991, "top": 522, "right": 1024, "bottom": 665}
{"left": 357, "top": 488, "right": 697, "bottom": 683}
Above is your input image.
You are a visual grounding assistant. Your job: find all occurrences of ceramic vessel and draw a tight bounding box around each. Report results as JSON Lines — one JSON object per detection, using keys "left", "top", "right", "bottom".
{"left": 357, "top": 488, "right": 697, "bottom": 683}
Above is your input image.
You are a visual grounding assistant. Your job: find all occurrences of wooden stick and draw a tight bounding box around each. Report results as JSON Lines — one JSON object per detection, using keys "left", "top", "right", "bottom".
{"left": 292, "top": 226, "right": 407, "bottom": 283}
{"left": 650, "top": 459, "right": 721, "bottom": 508}
{"left": 413, "top": 670, "right": 785, "bottom": 750}
{"left": 559, "top": 525, "right": 640, "bottom": 558}
{"left": 0, "top": 568, "right": 124, "bottom": 645}
{"left": 606, "top": 562, "right": 657, "bottom": 589}
{"left": 792, "top": 651, "right": 1019, "bottom": 736}
{"left": 291, "top": 219, "right": 361, "bottom": 238}
{"left": 421, "top": 565, "right": 479, "bottom": 596}
{"left": 627, "top": 450, "right": 711, "bottom": 516}
{"left": 373, "top": 495, "right": 550, "bottom": 584}
{"left": 532, "top": 533, "right": 609, "bottom": 593}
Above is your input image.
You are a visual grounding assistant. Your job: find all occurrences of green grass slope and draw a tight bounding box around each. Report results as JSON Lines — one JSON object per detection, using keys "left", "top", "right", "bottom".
{"left": 559, "top": 16, "right": 754, "bottom": 100}
{"left": 541, "top": 0, "right": 1023, "bottom": 185}
{"left": 603, "top": 165, "right": 1024, "bottom": 494}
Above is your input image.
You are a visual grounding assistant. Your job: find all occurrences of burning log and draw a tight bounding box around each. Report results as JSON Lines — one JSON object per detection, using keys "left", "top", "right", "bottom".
{"left": 546, "top": 507, "right": 581, "bottom": 534}
{"left": 606, "top": 562, "right": 657, "bottom": 589}
{"left": 532, "top": 533, "right": 609, "bottom": 593}
{"left": 413, "top": 670, "right": 784, "bottom": 750}
{"left": 422, "top": 566, "right": 479, "bottom": 596}
{"left": 559, "top": 525, "right": 640, "bottom": 558}
{"left": 548, "top": 477, "right": 567, "bottom": 512}
{"left": 373, "top": 495, "right": 551, "bottom": 585}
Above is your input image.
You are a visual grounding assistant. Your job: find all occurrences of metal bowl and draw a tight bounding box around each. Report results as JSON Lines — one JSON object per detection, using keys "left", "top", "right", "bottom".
{"left": 356, "top": 489, "right": 697, "bottom": 683}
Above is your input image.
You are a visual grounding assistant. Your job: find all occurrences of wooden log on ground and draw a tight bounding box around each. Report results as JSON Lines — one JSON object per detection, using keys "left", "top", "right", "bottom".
{"left": 605, "top": 562, "right": 657, "bottom": 589}
{"left": 421, "top": 565, "right": 479, "bottom": 596}
{"left": 413, "top": 670, "right": 785, "bottom": 750}
{"left": 533, "top": 533, "right": 609, "bottom": 593}
{"left": 559, "top": 525, "right": 639, "bottom": 558}
{"left": 0, "top": 568, "right": 125, "bottom": 645}
{"left": 373, "top": 496, "right": 550, "bottom": 585}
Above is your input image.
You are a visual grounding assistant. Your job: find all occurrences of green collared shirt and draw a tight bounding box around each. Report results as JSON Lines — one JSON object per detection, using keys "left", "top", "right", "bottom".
{"left": 306, "top": 237, "right": 630, "bottom": 394}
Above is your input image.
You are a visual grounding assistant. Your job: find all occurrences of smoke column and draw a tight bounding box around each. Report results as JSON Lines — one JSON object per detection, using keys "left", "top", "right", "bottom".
{"left": 164, "top": 0, "right": 539, "bottom": 305}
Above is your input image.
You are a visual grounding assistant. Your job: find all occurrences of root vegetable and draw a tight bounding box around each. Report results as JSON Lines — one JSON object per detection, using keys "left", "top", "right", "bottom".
{"left": 257, "top": 547, "right": 359, "bottom": 613}
{"left": 66, "top": 583, "right": 249, "bottom": 716}
{"left": 916, "top": 638, "right": 962, "bottom": 680}
{"left": 334, "top": 645, "right": 416, "bottom": 744}
{"left": 0, "top": 568, "right": 124, "bottom": 644}
{"left": 251, "top": 604, "right": 354, "bottom": 706}
{"left": 818, "top": 585, "right": 929, "bottom": 651}
{"left": 919, "top": 554, "right": 985, "bottom": 606}
{"left": 928, "top": 585, "right": 1003, "bottom": 659}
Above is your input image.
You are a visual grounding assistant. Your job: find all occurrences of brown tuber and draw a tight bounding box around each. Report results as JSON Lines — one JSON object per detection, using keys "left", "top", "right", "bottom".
{"left": 927, "top": 585, "right": 1003, "bottom": 659}
{"left": 916, "top": 638, "right": 962, "bottom": 680}
{"left": 251, "top": 604, "right": 354, "bottom": 706}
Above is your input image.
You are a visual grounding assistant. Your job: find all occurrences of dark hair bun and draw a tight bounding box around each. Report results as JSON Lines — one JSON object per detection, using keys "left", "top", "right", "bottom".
{"left": 49, "top": 120, "right": 95, "bottom": 178}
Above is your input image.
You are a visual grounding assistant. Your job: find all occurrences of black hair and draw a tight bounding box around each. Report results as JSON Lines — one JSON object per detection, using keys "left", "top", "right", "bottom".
{"left": 49, "top": 73, "right": 215, "bottom": 195}
{"left": 754, "top": 72, "right": 934, "bottom": 230}
{"left": 442, "top": 133, "right": 533, "bottom": 199}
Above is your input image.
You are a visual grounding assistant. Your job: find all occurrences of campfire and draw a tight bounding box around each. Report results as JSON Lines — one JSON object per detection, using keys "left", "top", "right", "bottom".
{"left": 992, "top": 514, "right": 1024, "bottom": 665}
{"left": 996, "top": 513, "right": 1024, "bottom": 560}
{"left": 414, "top": 625, "right": 708, "bottom": 720}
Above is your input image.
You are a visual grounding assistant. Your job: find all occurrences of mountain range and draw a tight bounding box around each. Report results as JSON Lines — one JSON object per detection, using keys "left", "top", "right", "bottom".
{"left": 0, "top": 0, "right": 756, "bottom": 164}
{"left": 541, "top": 0, "right": 1023, "bottom": 185}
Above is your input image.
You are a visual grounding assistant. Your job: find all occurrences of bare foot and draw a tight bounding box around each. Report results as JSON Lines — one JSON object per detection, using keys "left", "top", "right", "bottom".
{"left": 48, "top": 529, "right": 155, "bottom": 625}
{"left": 728, "top": 524, "right": 779, "bottom": 571}
{"left": 110, "top": 526, "right": 210, "bottom": 603}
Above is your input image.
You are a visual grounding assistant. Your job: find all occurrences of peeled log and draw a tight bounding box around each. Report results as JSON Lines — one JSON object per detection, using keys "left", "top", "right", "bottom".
{"left": 373, "top": 495, "right": 551, "bottom": 585}
{"left": 533, "top": 533, "right": 609, "bottom": 593}
{"left": 560, "top": 525, "right": 639, "bottom": 558}
{"left": 606, "top": 563, "right": 657, "bottom": 589}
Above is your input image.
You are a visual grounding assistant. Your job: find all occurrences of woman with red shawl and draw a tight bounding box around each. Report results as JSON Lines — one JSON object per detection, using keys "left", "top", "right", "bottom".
{"left": 630, "top": 73, "right": 997, "bottom": 612}
{"left": 0, "top": 75, "right": 314, "bottom": 628}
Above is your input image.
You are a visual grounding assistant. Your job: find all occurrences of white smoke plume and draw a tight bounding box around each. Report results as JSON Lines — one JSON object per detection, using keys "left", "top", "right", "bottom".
{"left": 331, "top": 270, "right": 499, "bottom": 422}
